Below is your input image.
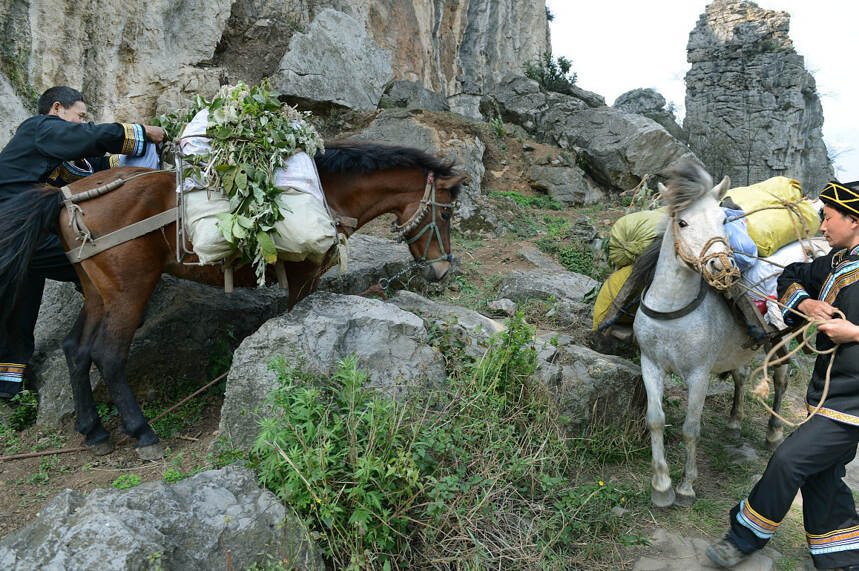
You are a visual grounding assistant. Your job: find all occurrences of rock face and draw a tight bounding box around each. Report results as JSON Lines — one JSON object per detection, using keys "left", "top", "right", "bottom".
{"left": 0, "top": 75, "right": 29, "bottom": 146}
{"left": 272, "top": 9, "right": 392, "bottom": 111}
{"left": 2, "top": 1, "right": 548, "bottom": 121}
{"left": 684, "top": 0, "right": 833, "bottom": 194}
{"left": 0, "top": 465, "right": 324, "bottom": 571}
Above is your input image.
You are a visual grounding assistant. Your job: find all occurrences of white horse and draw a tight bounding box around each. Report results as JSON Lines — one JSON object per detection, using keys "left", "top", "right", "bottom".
{"left": 631, "top": 160, "right": 789, "bottom": 508}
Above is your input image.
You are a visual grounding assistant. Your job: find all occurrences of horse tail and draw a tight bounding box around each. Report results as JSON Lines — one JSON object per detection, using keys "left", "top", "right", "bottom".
{"left": 0, "top": 188, "right": 63, "bottom": 323}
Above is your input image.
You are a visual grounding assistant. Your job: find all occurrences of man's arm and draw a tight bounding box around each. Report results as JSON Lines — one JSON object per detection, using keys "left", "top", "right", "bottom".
{"left": 776, "top": 252, "right": 833, "bottom": 325}
{"left": 35, "top": 118, "right": 165, "bottom": 161}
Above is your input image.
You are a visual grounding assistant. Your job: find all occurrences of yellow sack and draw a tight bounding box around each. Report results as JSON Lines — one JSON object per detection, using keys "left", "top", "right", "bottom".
{"left": 608, "top": 209, "right": 667, "bottom": 268}
{"left": 592, "top": 265, "right": 635, "bottom": 330}
{"left": 723, "top": 177, "right": 820, "bottom": 257}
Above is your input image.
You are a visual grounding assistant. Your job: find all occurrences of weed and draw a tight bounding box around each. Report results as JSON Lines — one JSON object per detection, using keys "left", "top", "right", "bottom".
{"left": 489, "top": 189, "right": 562, "bottom": 211}
{"left": 8, "top": 389, "right": 38, "bottom": 431}
{"left": 523, "top": 51, "right": 577, "bottom": 94}
{"left": 111, "top": 474, "right": 142, "bottom": 489}
{"left": 489, "top": 116, "right": 506, "bottom": 138}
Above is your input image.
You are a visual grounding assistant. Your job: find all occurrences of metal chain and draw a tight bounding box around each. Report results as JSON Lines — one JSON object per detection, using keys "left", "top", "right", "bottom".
{"left": 378, "top": 260, "right": 426, "bottom": 292}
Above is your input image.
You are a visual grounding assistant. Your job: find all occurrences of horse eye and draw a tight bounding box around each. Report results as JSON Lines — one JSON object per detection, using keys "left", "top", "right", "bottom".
{"left": 441, "top": 212, "right": 451, "bottom": 221}
{"left": 678, "top": 219, "right": 688, "bottom": 228}
{"left": 723, "top": 217, "right": 728, "bottom": 225}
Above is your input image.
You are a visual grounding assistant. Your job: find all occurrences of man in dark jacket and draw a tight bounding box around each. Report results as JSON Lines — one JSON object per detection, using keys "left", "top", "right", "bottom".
{"left": 707, "top": 180, "right": 859, "bottom": 570}
{"left": 0, "top": 86, "right": 167, "bottom": 398}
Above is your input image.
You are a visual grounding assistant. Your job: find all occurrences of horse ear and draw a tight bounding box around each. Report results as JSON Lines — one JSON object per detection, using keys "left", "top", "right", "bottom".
{"left": 712, "top": 176, "right": 731, "bottom": 200}
{"left": 657, "top": 182, "right": 668, "bottom": 194}
{"left": 437, "top": 174, "right": 468, "bottom": 189}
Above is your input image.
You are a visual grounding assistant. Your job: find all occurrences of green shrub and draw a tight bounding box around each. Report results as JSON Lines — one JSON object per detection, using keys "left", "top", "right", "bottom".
{"left": 8, "top": 389, "right": 38, "bottom": 431}
{"left": 253, "top": 314, "right": 634, "bottom": 568}
{"left": 524, "top": 51, "right": 577, "bottom": 94}
{"left": 489, "top": 190, "right": 562, "bottom": 211}
{"left": 111, "top": 474, "right": 141, "bottom": 489}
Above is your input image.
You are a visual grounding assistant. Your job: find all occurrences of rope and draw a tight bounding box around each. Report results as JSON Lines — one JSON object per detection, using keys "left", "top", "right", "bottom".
{"left": 672, "top": 221, "right": 741, "bottom": 290}
{"left": 733, "top": 279, "right": 840, "bottom": 428}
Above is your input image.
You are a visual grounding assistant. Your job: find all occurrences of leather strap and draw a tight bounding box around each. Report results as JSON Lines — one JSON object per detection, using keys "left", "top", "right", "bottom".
{"left": 638, "top": 277, "right": 708, "bottom": 320}
{"left": 65, "top": 208, "right": 178, "bottom": 263}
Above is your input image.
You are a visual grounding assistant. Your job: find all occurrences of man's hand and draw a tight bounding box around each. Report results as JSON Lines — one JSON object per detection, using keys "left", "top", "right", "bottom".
{"left": 818, "top": 319, "right": 859, "bottom": 344}
{"left": 798, "top": 298, "right": 837, "bottom": 321}
{"left": 144, "top": 125, "right": 168, "bottom": 144}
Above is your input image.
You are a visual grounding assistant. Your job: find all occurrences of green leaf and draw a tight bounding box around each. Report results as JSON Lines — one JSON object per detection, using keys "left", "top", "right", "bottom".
{"left": 349, "top": 508, "right": 371, "bottom": 527}
{"left": 257, "top": 231, "right": 278, "bottom": 264}
{"left": 235, "top": 168, "right": 248, "bottom": 191}
{"left": 235, "top": 215, "right": 253, "bottom": 229}
{"left": 216, "top": 213, "right": 235, "bottom": 243}
{"left": 232, "top": 223, "right": 248, "bottom": 240}
{"left": 222, "top": 167, "right": 237, "bottom": 194}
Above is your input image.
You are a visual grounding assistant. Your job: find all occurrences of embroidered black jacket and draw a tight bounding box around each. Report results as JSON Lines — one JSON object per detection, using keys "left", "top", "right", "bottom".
{"left": 0, "top": 115, "right": 146, "bottom": 201}
{"left": 778, "top": 245, "right": 859, "bottom": 425}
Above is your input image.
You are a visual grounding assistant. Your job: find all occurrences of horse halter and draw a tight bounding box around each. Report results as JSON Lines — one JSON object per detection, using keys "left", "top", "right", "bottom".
{"left": 672, "top": 219, "right": 740, "bottom": 291}
{"left": 391, "top": 171, "right": 454, "bottom": 265}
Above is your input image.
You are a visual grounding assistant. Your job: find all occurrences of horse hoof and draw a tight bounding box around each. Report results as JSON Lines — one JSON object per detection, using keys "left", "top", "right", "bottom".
{"left": 766, "top": 433, "right": 784, "bottom": 450}
{"left": 135, "top": 443, "right": 165, "bottom": 461}
{"left": 87, "top": 439, "right": 115, "bottom": 456}
{"left": 674, "top": 490, "right": 697, "bottom": 508}
{"left": 651, "top": 486, "right": 676, "bottom": 508}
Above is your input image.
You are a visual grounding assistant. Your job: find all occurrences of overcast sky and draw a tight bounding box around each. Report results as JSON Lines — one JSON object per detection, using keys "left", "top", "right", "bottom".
{"left": 545, "top": 0, "right": 858, "bottom": 182}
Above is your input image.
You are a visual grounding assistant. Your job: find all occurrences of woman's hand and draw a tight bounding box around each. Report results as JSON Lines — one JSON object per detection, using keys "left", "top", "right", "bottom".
{"left": 798, "top": 298, "right": 837, "bottom": 321}
{"left": 144, "top": 125, "right": 168, "bottom": 144}
{"left": 818, "top": 319, "right": 859, "bottom": 344}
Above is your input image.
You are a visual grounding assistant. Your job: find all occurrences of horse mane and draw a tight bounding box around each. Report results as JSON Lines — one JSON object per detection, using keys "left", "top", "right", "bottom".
{"left": 662, "top": 160, "right": 714, "bottom": 216}
{"left": 627, "top": 233, "right": 664, "bottom": 293}
{"left": 314, "top": 141, "right": 461, "bottom": 199}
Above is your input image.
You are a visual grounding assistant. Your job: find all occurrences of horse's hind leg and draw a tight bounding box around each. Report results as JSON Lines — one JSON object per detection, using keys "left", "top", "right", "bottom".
{"left": 727, "top": 366, "right": 748, "bottom": 438}
{"left": 641, "top": 354, "right": 674, "bottom": 507}
{"left": 676, "top": 368, "right": 710, "bottom": 507}
{"left": 63, "top": 294, "right": 114, "bottom": 455}
{"left": 766, "top": 364, "right": 789, "bottom": 449}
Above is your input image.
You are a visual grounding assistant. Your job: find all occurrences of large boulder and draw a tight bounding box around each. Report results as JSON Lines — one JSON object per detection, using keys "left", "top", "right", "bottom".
{"left": 0, "top": 464, "right": 322, "bottom": 571}
{"left": 218, "top": 292, "right": 446, "bottom": 449}
{"left": 613, "top": 88, "right": 685, "bottom": 143}
{"left": 534, "top": 335, "right": 644, "bottom": 429}
{"left": 484, "top": 74, "right": 698, "bottom": 190}
{"left": 527, "top": 163, "right": 604, "bottom": 205}
{"left": 272, "top": 9, "right": 392, "bottom": 112}
{"left": 387, "top": 290, "right": 505, "bottom": 358}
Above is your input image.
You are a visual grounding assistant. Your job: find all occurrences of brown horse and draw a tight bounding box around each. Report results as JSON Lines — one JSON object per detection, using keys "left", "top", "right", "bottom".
{"left": 0, "top": 142, "right": 463, "bottom": 459}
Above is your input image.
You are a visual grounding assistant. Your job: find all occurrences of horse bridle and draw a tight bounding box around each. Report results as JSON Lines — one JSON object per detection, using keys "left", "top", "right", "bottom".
{"left": 391, "top": 171, "right": 454, "bottom": 265}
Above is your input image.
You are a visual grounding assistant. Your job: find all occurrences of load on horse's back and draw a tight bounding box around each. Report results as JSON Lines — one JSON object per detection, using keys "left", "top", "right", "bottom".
{"left": 0, "top": 121, "right": 464, "bottom": 460}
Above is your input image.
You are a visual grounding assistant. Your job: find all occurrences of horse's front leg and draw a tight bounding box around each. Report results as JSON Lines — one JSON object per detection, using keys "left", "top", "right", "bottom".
{"left": 62, "top": 298, "right": 113, "bottom": 455}
{"left": 727, "top": 366, "right": 748, "bottom": 438}
{"left": 766, "top": 364, "right": 789, "bottom": 449}
{"left": 676, "top": 367, "right": 711, "bottom": 507}
{"left": 641, "top": 354, "right": 674, "bottom": 507}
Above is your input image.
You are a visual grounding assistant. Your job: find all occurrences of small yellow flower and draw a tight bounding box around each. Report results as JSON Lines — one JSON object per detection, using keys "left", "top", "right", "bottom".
{"left": 621, "top": 497, "right": 626, "bottom": 503}
{"left": 598, "top": 481, "right": 604, "bottom": 486}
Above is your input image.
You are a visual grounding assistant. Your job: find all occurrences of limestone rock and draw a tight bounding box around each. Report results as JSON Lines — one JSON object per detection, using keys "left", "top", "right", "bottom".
{"left": 0, "top": 74, "right": 29, "bottom": 147}
{"left": 0, "top": 465, "right": 323, "bottom": 571}
{"left": 484, "top": 74, "right": 697, "bottom": 190}
{"left": 350, "top": 109, "right": 496, "bottom": 233}
{"left": 527, "top": 163, "right": 604, "bottom": 205}
{"left": 380, "top": 80, "right": 450, "bottom": 112}
{"left": 614, "top": 88, "right": 685, "bottom": 143}
{"left": 387, "top": 290, "right": 504, "bottom": 358}
{"left": 684, "top": 0, "right": 833, "bottom": 194}
{"left": 273, "top": 9, "right": 392, "bottom": 112}
{"left": 218, "top": 292, "right": 445, "bottom": 449}
{"left": 534, "top": 335, "right": 643, "bottom": 428}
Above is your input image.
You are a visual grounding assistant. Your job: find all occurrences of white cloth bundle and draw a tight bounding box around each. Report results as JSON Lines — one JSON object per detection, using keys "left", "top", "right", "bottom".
{"left": 178, "top": 108, "right": 337, "bottom": 265}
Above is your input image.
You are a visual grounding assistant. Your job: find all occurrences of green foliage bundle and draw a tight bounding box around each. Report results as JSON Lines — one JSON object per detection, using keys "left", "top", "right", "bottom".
{"left": 154, "top": 81, "right": 324, "bottom": 284}
{"left": 524, "top": 51, "right": 578, "bottom": 94}
{"left": 253, "top": 313, "right": 633, "bottom": 568}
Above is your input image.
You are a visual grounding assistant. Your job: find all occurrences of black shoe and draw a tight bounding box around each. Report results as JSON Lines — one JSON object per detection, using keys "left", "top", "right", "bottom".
{"left": 706, "top": 536, "right": 749, "bottom": 568}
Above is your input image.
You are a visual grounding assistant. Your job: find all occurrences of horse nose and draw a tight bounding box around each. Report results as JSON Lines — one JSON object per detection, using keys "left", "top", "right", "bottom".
{"left": 424, "top": 260, "right": 451, "bottom": 281}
